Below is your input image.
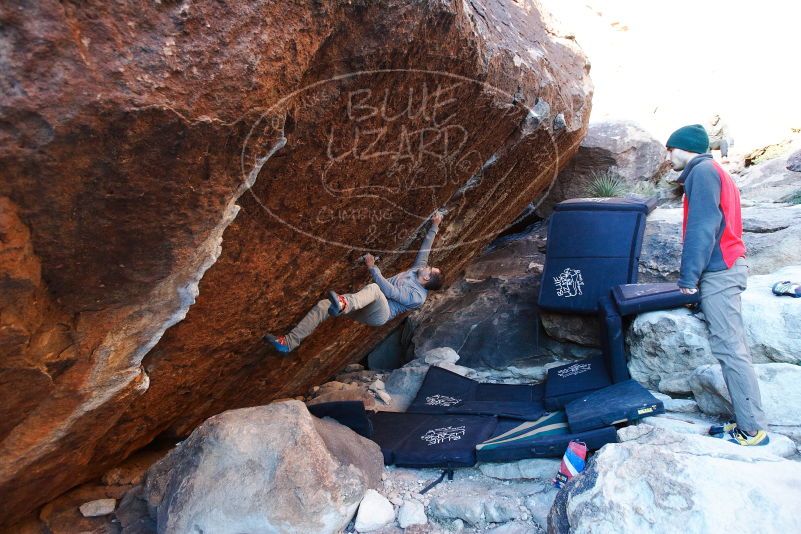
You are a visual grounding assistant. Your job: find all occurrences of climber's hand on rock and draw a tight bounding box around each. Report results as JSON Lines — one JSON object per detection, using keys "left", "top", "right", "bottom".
{"left": 432, "top": 210, "right": 444, "bottom": 228}
{"left": 363, "top": 253, "right": 376, "bottom": 268}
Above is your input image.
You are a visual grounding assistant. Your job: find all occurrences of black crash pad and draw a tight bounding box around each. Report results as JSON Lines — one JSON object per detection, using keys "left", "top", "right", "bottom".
{"left": 565, "top": 379, "right": 665, "bottom": 433}
{"left": 538, "top": 197, "right": 653, "bottom": 314}
{"left": 543, "top": 355, "right": 612, "bottom": 411}
{"left": 408, "top": 365, "right": 545, "bottom": 421}
{"left": 611, "top": 282, "right": 701, "bottom": 316}
{"left": 309, "top": 401, "right": 498, "bottom": 468}
{"left": 598, "top": 295, "right": 630, "bottom": 383}
{"left": 369, "top": 411, "right": 498, "bottom": 468}
{"left": 476, "top": 411, "right": 618, "bottom": 462}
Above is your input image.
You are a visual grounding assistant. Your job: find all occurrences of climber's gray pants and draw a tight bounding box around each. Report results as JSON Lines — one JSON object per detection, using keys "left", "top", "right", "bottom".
{"left": 699, "top": 258, "right": 767, "bottom": 432}
{"left": 284, "top": 283, "right": 391, "bottom": 350}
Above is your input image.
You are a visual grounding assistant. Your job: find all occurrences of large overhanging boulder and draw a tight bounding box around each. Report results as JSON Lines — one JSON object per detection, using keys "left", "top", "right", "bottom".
{"left": 0, "top": 0, "right": 591, "bottom": 524}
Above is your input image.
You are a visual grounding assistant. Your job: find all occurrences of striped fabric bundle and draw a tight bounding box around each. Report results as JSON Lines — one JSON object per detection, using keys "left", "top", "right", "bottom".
{"left": 553, "top": 440, "right": 588, "bottom": 488}
{"left": 476, "top": 411, "right": 569, "bottom": 452}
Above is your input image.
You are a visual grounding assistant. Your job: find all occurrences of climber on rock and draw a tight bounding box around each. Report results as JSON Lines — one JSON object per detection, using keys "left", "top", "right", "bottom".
{"left": 263, "top": 210, "right": 445, "bottom": 353}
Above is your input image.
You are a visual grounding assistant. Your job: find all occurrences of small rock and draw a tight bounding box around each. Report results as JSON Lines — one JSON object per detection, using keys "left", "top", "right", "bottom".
{"left": 787, "top": 149, "right": 801, "bottom": 172}
{"left": 398, "top": 499, "right": 427, "bottom": 528}
{"left": 384, "top": 365, "right": 429, "bottom": 410}
{"left": 437, "top": 362, "right": 475, "bottom": 377}
{"left": 345, "top": 364, "right": 365, "bottom": 373}
{"left": 422, "top": 347, "right": 461, "bottom": 365}
{"left": 665, "top": 398, "right": 699, "bottom": 413}
{"left": 485, "top": 521, "right": 533, "bottom": 534}
{"left": 376, "top": 390, "right": 392, "bottom": 405}
{"left": 479, "top": 458, "right": 560, "bottom": 481}
{"left": 355, "top": 489, "right": 395, "bottom": 532}
{"left": 640, "top": 415, "right": 709, "bottom": 435}
{"left": 525, "top": 487, "right": 558, "bottom": 528}
{"left": 658, "top": 374, "right": 694, "bottom": 395}
{"left": 650, "top": 391, "right": 672, "bottom": 402}
{"left": 79, "top": 498, "right": 116, "bottom": 517}
{"left": 369, "top": 379, "right": 386, "bottom": 392}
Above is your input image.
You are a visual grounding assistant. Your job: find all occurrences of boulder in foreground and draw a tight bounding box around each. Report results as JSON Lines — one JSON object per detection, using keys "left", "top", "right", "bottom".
{"left": 549, "top": 424, "right": 801, "bottom": 533}
{"left": 142, "top": 401, "right": 382, "bottom": 534}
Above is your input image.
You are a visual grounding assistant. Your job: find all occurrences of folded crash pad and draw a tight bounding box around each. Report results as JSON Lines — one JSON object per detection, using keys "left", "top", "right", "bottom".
{"left": 598, "top": 295, "right": 629, "bottom": 383}
{"left": 309, "top": 401, "right": 498, "bottom": 468}
{"left": 369, "top": 411, "right": 498, "bottom": 468}
{"left": 408, "top": 365, "right": 545, "bottom": 421}
{"left": 565, "top": 379, "right": 665, "bottom": 433}
{"left": 476, "top": 411, "right": 618, "bottom": 462}
{"left": 543, "top": 355, "right": 612, "bottom": 411}
{"left": 307, "top": 400, "right": 373, "bottom": 438}
{"left": 611, "top": 282, "right": 701, "bottom": 316}
{"left": 538, "top": 197, "right": 653, "bottom": 314}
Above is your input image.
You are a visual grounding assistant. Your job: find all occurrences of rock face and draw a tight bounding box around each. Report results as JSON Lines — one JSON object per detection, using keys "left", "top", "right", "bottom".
{"left": 0, "top": 0, "right": 592, "bottom": 523}
{"left": 736, "top": 153, "right": 801, "bottom": 203}
{"left": 549, "top": 425, "right": 801, "bottom": 533}
{"left": 141, "top": 401, "right": 382, "bottom": 534}
{"left": 628, "top": 265, "right": 801, "bottom": 392}
{"left": 533, "top": 120, "right": 670, "bottom": 216}
{"left": 787, "top": 149, "right": 801, "bottom": 173}
{"left": 690, "top": 363, "right": 801, "bottom": 426}
{"left": 639, "top": 205, "right": 801, "bottom": 283}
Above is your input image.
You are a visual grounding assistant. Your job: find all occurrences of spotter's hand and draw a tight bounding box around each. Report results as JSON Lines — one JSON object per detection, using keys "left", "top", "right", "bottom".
{"left": 679, "top": 287, "right": 698, "bottom": 295}
{"left": 432, "top": 211, "right": 444, "bottom": 227}
{"left": 363, "top": 253, "right": 376, "bottom": 268}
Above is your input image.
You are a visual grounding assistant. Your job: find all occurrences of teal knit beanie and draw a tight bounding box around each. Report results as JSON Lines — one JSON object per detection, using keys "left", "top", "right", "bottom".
{"left": 666, "top": 124, "right": 709, "bottom": 154}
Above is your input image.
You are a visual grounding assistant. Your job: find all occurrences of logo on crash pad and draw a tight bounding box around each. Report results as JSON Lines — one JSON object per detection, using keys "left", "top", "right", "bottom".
{"left": 557, "top": 362, "right": 592, "bottom": 378}
{"left": 421, "top": 425, "right": 467, "bottom": 446}
{"left": 425, "top": 394, "right": 461, "bottom": 407}
{"left": 554, "top": 267, "right": 584, "bottom": 298}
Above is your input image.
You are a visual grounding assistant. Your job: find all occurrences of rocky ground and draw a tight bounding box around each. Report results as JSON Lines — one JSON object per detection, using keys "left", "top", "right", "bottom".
{"left": 28, "top": 351, "right": 799, "bottom": 533}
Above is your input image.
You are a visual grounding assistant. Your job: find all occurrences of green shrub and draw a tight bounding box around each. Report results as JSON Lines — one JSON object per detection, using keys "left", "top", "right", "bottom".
{"left": 587, "top": 170, "right": 626, "bottom": 198}
{"left": 631, "top": 180, "right": 658, "bottom": 198}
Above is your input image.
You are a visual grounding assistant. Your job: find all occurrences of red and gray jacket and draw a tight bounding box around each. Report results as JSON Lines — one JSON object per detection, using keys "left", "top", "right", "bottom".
{"left": 677, "top": 154, "right": 746, "bottom": 289}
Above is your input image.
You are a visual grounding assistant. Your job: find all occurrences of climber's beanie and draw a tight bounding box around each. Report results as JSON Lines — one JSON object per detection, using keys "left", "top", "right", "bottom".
{"left": 666, "top": 124, "right": 709, "bottom": 154}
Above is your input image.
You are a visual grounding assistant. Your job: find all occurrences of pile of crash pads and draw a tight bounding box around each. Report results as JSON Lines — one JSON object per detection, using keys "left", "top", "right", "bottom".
{"left": 538, "top": 196, "right": 700, "bottom": 408}
{"left": 308, "top": 197, "right": 702, "bottom": 469}
{"left": 309, "top": 365, "right": 664, "bottom": 469}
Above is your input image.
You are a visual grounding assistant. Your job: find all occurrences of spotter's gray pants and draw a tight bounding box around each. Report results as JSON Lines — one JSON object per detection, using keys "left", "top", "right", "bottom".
{"left": 699, "top": 258, "right": 767, "bottom": 432}
{"left": 284, "top": 283, "right": 391, "bottom": 350}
